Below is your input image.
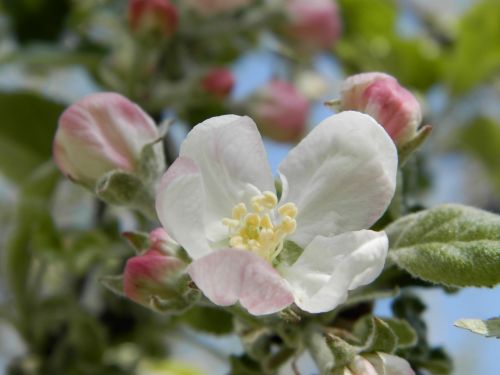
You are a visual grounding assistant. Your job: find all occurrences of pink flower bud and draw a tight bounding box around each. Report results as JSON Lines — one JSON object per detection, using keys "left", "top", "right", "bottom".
{"left": 53, "top": 92, "right": 160, "bottom": 185}
{"left": 148, "top": 227, "right": 180, "bottom": 255}
{"left": 251, "top": 80, "right": 310, "bottom": 143}
{"left": 123, "top": 249, "right": 185, "bottom": 306}
{"left": 201, "top": 68, "right": 235, "bottom": 98}
{"left": 340, "top": 72, "right": 422, "bottom": 146}
{"left": 286, "top": 0, "right": 342, "bottom": 50}
{"left": 128, "top": 0, "right": 178, "bottom": 37}
{"left": 185, "top": 0, "right": 252, "bottom": 16}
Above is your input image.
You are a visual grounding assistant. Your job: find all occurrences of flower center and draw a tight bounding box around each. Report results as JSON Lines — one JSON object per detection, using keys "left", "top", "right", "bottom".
{"left": 222, "top": 191, "right": 298, "bottom": 261}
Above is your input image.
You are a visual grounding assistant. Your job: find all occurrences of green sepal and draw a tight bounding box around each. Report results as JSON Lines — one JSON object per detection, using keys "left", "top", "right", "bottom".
{"left": 181, "top": 306, "right": 233, "bottom": 335}
{"left": 397, "top": 124, "right": 432, "bottom": 165}
{"left": 324, "top": 333, "right": 358, "bottom": 368}
{"left": 137, "top": 124, "right": 168, "bottom": 183}
{"left": 353, "top": 316, "right": 398, "bottom": 354}
{"left": 386, "top": 204, "right": 500, "bottom": 288}
{"left": 95, "top": 170, "right": 156, "bottom": 220}
{"left": 383, "top": 318, "right": 418, "bottom": 348}
{"left": 99, "top": 275, "right": 125, "bottom": 297}
{"left": 454, "top": 317, "right": 500, "bottom": 338}
{"left": 122, "top": 231, "right": 151, "bottom": 254}
{"left": 275, "top": 240, "right": 304, "bottom": 267}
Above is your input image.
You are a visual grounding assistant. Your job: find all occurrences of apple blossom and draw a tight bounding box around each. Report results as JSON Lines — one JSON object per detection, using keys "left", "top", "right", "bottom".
{"left": 201, "top": 68, "right": 235, "bottom": 98}
{"left": 340, "top": 73, "right": 422, "bottom": 146}
{"left": 128, "top": 0, "right": 179, "bottom": 37}
{"left": 285, "top": 0, "right": 342, "bottom": 50}
{"left": 156, "top": 111, "right": 397, "bottom": 315}
{"left": 250, "top": 80, "right": 310, "bottom": 142}
{"left": 53, "top": 92, "right": 163, "bottom": 187}
{"left": 361, "top": 353, "right": 415, "bottom": 375}
{"left": 185, "top": 0, "right": 252, "bottom": 16}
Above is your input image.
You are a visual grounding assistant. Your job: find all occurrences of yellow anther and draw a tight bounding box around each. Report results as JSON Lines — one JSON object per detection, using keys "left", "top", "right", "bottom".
{"left": 278, "top": 202, "right": 298, "bottom": 218}
{"left": 261, "top": 214, "right": 273, "bottom": 229}
{"left": 248, "top": 239, "right": 260, "bottom": 250}
{"left": 281, "top": 216, "right": 297, "bottom": 233}
{"left": 260, "top": 228, "right": 274, "bottom": 242}
{"left": 262, "top": 191, "right": 278, "bottom": 209}
{"left": 232, "top": 203, "right": 247, "bottom": 220}
{"left": 230, "top": 236, "right": 245, "bottom": 248}
{"left": 244, "top": 213, "right": 260, "bottom": 227}
{"left": 222, "top": 218, "right": 239, "bottom": 228}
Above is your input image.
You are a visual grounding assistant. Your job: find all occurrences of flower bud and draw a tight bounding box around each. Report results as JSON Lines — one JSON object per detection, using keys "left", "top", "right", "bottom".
{"left": 53, "top": 92, "right": 163, "bottom": 187}
{"left": 340, "top": 72, "right": 422, "bottom": 146}
{"left": 148, "top": 227, "right": 180, "bottom": 255}
{"left": 285, "top": 0, "right": 342, "bottom": 50}
{"left": 201, "top": 68, "right": 235, "bottom": 98}
{"left": 250, "top": 80, "right": 310, "bottom": 143}
{"left": 185, "top": 0, "right": 252, "bottom": 16}
{"left": 128, "top": 0, "right": 178, "bottom": 37}
{"left": 362, "top": 353, "right": 415, "bottom": 375}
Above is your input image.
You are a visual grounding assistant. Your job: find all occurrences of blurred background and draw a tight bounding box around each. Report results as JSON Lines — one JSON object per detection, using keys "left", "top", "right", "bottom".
{"left": 0, "top": 0, "right": 499, "bottom": 374}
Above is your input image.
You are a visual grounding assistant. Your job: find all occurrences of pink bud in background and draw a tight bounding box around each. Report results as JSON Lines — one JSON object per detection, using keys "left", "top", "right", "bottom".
{"left": 53, "top": 92, "right": 161, "bottom": 185}
{"left": 148, "top": 227, "right": 180, "bottom": 255}
{"left": 128, "top": 0, "right": 178, "bottom": 37}
{"left": 251, "top": 80, "right": 310, "bottom": 143}
{"left": 201, "top": 68, "right": 235, "bottom": 98}
{"left": 123, "top": 249, "right": 185, "bottom": 306}
{"left": 286, "top": 0, "right": 341, "bottom": 50}
{"left": 185, "top": 0, "right": 252, "bottom": 16}
{"left": 340, "top": 72, "right": 422, "bottom": 146}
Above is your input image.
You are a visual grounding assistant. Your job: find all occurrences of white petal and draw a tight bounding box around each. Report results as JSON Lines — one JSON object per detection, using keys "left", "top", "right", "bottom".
{"left": 179, "top": 115, "right": 275, "bottom": 239}
{"left": 155, "top": 157, "right": 212, "bottom": 260}
{"left": 366, "top": 353, "right": 415, "bottom": 375}
{"left": 279, "top": 111, "right": 397, "bottom": 247}
{"left": 281, "top": 230, "right": 388, "bottom": 313}
{"left": 187, "top": 249, "right": 294, "bottom": 315}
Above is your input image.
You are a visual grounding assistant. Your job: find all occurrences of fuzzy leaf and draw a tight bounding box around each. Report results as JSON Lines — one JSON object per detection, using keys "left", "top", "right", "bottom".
{"left": 386, "top": 204, "right": 500, "bottom": 287}
{"left": 122, "top": 231, "right": 151, "bottom": 253}
{"left": 383, "top": 318, "right": 418, "bottom": 348}
{"left": 454, "top": 317, "right": 500, "bottom": 338}
{"left": 354, "top": 317, "right": 398, "bottom": 354}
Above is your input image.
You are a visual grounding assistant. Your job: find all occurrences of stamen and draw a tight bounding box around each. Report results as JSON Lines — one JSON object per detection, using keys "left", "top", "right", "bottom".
{"left": 222, "top": 194, "right": 298, "bottom": 262}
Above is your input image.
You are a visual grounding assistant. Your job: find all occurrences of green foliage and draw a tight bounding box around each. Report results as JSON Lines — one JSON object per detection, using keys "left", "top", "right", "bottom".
{"left": 455, "top": 317, "right": 500, "bottom": 338}
{"left": 445, "top": 0, "right": 500, "bottom": 95}
{"left": 458, "top": 117, "right": 500, "bottom": 191}
{"left": 0, "top": 91, "right": 64, "bottom": 183}
{"left": 353, "top": 316, "right": 398, "bottom": 354}
{"left": 181, "top": 306, "right": 233, "bottom": 335}
{"left": 336, "top": 0, "right": 442, "bottom": 90}
{"left": 386, "top": 204, "right": 500, "bottom": 287}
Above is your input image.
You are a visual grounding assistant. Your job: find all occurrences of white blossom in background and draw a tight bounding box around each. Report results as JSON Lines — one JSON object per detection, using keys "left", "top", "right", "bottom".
{"left": 156, "top": 111, "right": 397, "bottom": 315}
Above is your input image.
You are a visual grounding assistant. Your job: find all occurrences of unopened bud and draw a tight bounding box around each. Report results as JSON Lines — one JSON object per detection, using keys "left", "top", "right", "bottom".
{"left": 361, "top": 353, "right": 415, "bottom": 375}
{"left": 53, "top": 92, "right": 164, "bottom": 188}
{"left": 285, "top": 0, "right": 342, "bottom": 50}
{"left": 340, "top": 72, "right": 423, "bottom": 146}
{"left": 201, "top": 68, "right": 235, "bottom": 98}
{"left": 128, "top": 0, "right": 179, "bottom": 37}
{"left": 123, "top": 246, "right": 197, "bottom": 312}
{"left": 251, "top": 80, "right": 310, "bottom": 143}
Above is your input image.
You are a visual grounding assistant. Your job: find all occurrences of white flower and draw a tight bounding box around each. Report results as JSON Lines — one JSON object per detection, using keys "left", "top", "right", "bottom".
{"left": 156, "top": 111, "right": 397, "bottom": 315}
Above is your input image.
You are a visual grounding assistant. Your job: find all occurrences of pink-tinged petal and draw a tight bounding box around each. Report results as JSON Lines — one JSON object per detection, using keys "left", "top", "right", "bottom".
{"left": 201, "top": 68, "right": 235, "bottom": 98}
{"left": 187, "top": 249, "right": 294, "bottom": 315}
{"left": 279, "top": 111, "right": 397, "bottom": 248}
{"left": 156, "top": 157, "right": 212, "bottom": 260}
{"left": 281, "top": 230, "right": 388, "bottom": 313}
{"left": 54, "top": 92, "right": 160, "bottom": 183}
{"left": 179, "top": 115, "right": 274, "bottom": 242}
{"left": 148, "top": 228, "right": 179, "bottom": 255}
{"left": 349, "top": 356, "right": 378, "bottom": 375}
{"left": 124, "top": 252, "right": 184, "bottom": 305}
{"left": 366, "top": 353, "right": 415, "bottom": 375}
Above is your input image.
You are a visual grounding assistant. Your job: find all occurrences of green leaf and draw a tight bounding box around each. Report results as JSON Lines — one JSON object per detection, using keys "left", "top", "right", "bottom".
{"left": 0, "top": 91, "right": 64, "bottom": 183}
{"left": 275, "top": 240, "right": 303, "bottom": 267}
{"left": 386, "top": 204, "right": 500, "bottom": 287}
{"left": 383, "top": 319, "right": 418, "bottom": 349}
{"left": 454, "top": 317, "right": 500, "bottom": 338}
{"left": 181, "top": 306, "right": 233, "bottom": 335}
{"left": 353, "top": 316, "right": 398, "bottom": 354}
